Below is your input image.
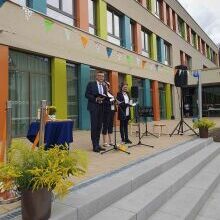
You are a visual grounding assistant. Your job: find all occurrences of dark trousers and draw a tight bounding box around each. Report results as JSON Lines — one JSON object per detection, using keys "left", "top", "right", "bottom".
{"left": 90, "top": 105, "right": 104, "bottom": 150}
{"left": 120, "top": 116, "right": 129, "bottom": 142}
{"left": 102, "top": 111, "right": 114, "bottom": 135}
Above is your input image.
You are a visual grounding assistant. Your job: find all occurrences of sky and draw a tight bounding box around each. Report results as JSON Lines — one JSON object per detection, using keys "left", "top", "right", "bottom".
{"left": 177, "top": 0, "right": 220, "bottom": 46}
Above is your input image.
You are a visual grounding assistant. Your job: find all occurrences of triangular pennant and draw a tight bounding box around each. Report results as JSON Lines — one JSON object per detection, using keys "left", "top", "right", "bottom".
{"left": 116, "top": 52, "right": 122, "bottom": 61}
{"left": 81, "top": 35, "right": 89, "bottom": 48}
{"left": 0, "top": 0, "right": 5, "bottom": 7}
{"left": 22, "top": 6, "right": 33, "bottom": 21}
{"left": 142, "top": 60, "right": 147, "bottom": 69}
{"left": 95, "top": 42, "right": 101, "bottom": 52}
{"left": 106, "top": 47, "right": 113, "bottom": 58}
{"left": 136, "top": 57, "right": 141, "bottom": 66}
{"left": 64, "top": 28, "right": 71, "bottom": 40}
{"left": 44, "top": 19, "right": 54, "bottom": 32}
{"left": 126, "top": 55, "right": 133, "bottom": 64}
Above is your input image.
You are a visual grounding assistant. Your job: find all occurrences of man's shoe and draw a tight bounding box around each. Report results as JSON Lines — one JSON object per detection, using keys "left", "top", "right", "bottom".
{"left": 99, "top": 146, "right": 106, "bottom": 151}
{"left": 93, "top": 148, "right": 100, "bottom": 153}
{"left": 125, "top": 139, "right": 132, "bottom": 144}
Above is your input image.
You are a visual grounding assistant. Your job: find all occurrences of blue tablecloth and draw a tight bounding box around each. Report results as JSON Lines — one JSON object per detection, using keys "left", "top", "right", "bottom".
{"left": 27, "top": 120, "right": 74, "bottom": 148}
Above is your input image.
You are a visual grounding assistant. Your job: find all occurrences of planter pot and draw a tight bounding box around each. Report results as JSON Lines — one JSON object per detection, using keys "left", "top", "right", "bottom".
{"left": 199, "top": 127, "right": 209, "bottom": 138}
{"left": 21, "top": 188, "right": 52, "bottom": 220}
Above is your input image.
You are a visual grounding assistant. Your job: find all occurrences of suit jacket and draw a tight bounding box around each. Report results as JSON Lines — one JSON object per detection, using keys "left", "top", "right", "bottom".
{"left": 85, "top": 81, "right": 107, "bottom": 111}
{"left": 117, "top": 91, "right": 131, "bottom": 120}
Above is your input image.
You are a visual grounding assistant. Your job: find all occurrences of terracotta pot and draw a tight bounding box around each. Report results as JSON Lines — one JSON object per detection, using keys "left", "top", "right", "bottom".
{"left": 21, "top": 188, "right": 52, "bottom": 220}
{"left": 199, "top": 127, "right": 209, "bottom": 138}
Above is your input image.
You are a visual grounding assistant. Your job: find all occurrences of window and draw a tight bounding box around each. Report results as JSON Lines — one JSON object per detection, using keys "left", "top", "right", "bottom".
{"left": 107, "top": 9, "right": 121, "bottom": 46}
{"left": 186, "top": 25, "right": 190, "bottom": 43}
{"left": 201, "top": 40, "right": 205, "bottom": 55}
{"left": 155, "top": 0, "right": 161, "bottom": 18}
{"left": 185, "top": 54, "right": 192, "bottom": 69}
{"left": 89, "top": 0, "right": 96, "bottom": 35}
{"left": 47, "top": 0, "right": 75, "bottom": 26}
{"left": 172, "top": 11, "right": 176, "bottom": 31}
{"left": 166, "top": 5, "right": 170, "bottom": 26}
{"left": 10, "top": 0, "right": 27, "bottom": 6}
{"left": 130, "top": 21, "right": 135, "bottom": 51}
{"left": 164, "top": 42, "right": 171, "bottom": 66}
{"left": 141, "top": 29, "right": 150, "bottom": 57}
{"left": 191, "top": 31, "right": 196, "bottom": 47}
{"left": 177, "top": 17, "right": 184, "bottom": 38}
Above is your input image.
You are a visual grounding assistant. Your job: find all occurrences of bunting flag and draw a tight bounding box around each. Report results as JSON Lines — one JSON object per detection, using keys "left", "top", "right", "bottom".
{"left": 142, "top": 60, "right": 147, "bottom": 69}
{"left": 136, "top": 57, "right": 141, "bottom": 67}
{"left": 22, "top": 6, "right": 33, "bottom": 21}
{"left": 64, "top": 28, "right": 71, "bottom": 40}
{"left": 116, "top": 52, "right": 123, "bottom": 61}
{"left": 0, "top": 0, "right": 5, "bottom": 7}
{"left": 81, "top": 35, "right": 89, "bottom": 48}
{"left": 44, "top": 19, "right": 54, "bottom": 32}
{"left": 95, "top": 42, "right": 101, "bottom": 52}
{"left": 106, "top": 47, "right": 113, "bottom": 58}
{"left": 126, "top": 55, "right": 133, "bottom": 64}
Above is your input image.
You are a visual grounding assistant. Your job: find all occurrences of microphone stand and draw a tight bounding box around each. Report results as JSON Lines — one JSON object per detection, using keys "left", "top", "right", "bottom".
{"left": 101, "top": 98, "right": 130, "bottom": 155}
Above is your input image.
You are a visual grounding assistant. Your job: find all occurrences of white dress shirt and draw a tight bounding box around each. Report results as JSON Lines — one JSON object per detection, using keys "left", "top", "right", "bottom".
{"left": 123, "top": 92, "right": 129, "bottom": 116}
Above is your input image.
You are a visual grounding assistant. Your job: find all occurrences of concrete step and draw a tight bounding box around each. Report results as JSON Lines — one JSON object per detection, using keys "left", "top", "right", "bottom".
{"left": 195, "top": 173, "right": 220, "bottom": 220}
{"left": 149, "top": 147, "right": 220, "bottom": 220}
{"left": 90, "top": 142, "right": 220, "bottom": 220}
{"left": 52, "top": 138, "right": 211, "bottom": 220}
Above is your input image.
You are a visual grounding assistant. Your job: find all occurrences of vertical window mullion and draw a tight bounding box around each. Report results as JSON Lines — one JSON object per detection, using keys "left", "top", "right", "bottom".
{"left": 112, "top": 12, "right": 115, "bottom": 36}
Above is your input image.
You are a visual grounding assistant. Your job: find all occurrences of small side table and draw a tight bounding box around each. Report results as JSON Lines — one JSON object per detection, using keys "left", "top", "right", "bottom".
{"left": 153, "top": 123, "right": 166, "bottom": 137}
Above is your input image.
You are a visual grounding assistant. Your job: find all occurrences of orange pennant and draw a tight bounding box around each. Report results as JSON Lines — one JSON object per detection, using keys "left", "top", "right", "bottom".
{"left": 81, "top": 35, "right": 89, "bottom": 48}
{"left": 142, "top": 60, "right": 147, "bottom": 69}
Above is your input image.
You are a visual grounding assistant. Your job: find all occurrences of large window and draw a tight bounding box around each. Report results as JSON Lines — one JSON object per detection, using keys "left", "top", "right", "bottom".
{"left": 155, "top": 0, "right": 161, "bottom": 18}
{"left": 164, "top": 41, "right": 171, "bottom": 66}
{"left": 141, "top": 29, "right": 150, "bottom": 58}
{"left": 130, "top": 21, "right": 135, "bottom": 51}
{"left": 132, "top": 77, "right": 144, "bottom": 107}
{"left": 185, "top": 54, "right": 192, "bottom": 70}
{"left": 47, "top": 0, "right": 75, "bottom": 26}
{"left": 107, "top": 9, "right": 121, "bottom": 46}
{"left": 67, "top": 63, "right": 78, "bottom": 129}
{"left": 9, "top": 50, "right": 51, "bottom": 137}
{"left": 159, "top": 83, "right": 166, "bottom": 119}
{"left": 191, "top": 30, "right": 197, "bottom": 48}
{"left": 177, "top": 16, "right": 184, "bottom": 38}
{"left": 88, "top": 0, "right": 96, "bottom": 35}
{"left": 10, "top": 0, "right": 26, "bottom": 6}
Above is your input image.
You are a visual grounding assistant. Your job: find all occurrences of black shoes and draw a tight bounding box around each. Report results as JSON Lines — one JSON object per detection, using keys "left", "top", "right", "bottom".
{"left": 125, "top": 139, "right": 132, "bottom": 144}
{"left": 93, "top": 146, "right": 106, "bottom": 153}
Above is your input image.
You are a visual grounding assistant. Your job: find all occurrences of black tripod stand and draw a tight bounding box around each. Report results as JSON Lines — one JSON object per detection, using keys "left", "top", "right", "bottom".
{"left": 101, "top": 101, "right": 130, "bottom": 155}
{"left": 128, "top": 105, "right": 154, "bottom": 149}
{"left": 170, "top": 87, "right": 198, "bottom": 137}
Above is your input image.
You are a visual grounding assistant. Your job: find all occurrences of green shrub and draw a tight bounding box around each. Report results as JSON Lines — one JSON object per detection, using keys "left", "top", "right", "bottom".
{"left": 193, "top": 118, "right": 215, "bottom": 129}
{"left": 0, "top": 141, "right": 88, "bottom": 198}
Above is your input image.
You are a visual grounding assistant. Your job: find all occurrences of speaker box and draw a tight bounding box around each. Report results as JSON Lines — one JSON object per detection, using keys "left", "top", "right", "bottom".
{"left": 174, "top": 65, "right": 188, "bottom": 87}
{"left": 131, "top": 86, "right": 139, "bottom": 98}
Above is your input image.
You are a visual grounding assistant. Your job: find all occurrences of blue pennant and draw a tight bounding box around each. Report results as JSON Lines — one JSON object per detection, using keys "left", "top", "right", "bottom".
{"left": 0, "top": 0, "right": 6, "bottom": 7}
{"left": 106, "top": 47, "right": 113, "bottom": 58}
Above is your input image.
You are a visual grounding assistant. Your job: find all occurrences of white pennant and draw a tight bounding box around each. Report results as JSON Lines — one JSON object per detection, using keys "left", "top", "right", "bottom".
{"left": 95, "top": 42, "right": 101, "bottom": 52}
{"left": 136, "top": 57, "right": 141, "bottom": 66}
{"left": 22, "top": 6, "right": 33, "bottom": 21}
{"left": 64, "top": 28, "right": 71, "bottom": 40}
{"left": 116, "top": 52, "right": 122, "bottom": 61}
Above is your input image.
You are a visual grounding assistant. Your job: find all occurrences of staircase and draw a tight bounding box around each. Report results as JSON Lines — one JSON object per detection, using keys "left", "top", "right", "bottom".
{"left": 49, "top": 138, "right": 220, "bottom": 220}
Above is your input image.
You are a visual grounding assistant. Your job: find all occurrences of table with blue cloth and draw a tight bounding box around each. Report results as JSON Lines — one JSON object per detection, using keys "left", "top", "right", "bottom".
{"left": 27, "top": 120, "right": 74, "bottom": 148}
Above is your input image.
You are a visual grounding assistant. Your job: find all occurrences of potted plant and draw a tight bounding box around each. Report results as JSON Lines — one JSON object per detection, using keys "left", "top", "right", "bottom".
{"left": 193, "top": 118, "right": 215, "bottom": 138}
{"left": 0, "top": 141, "right": 88, "bottom": 220}
{"left": 47, "top": 106, "right": 57, "bottom": 120}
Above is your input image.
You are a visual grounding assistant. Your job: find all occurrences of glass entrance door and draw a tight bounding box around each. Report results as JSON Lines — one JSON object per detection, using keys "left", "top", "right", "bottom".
{"left": 9, "top": 50, "right": 51, "bottom": 137}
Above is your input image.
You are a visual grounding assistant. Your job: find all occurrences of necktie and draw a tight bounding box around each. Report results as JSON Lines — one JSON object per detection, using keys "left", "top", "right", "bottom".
{"left": 99, "top": 83, "right": 103, "bottom": 94}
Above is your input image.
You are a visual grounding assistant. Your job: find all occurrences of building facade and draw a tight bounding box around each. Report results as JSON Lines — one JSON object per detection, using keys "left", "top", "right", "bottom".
{"left": 0, "top": 0, "right": 219, "bottom": 138}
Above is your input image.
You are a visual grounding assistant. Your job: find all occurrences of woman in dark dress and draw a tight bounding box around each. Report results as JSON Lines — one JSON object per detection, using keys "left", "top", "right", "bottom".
{"left": 117, "top": 82, "right": 132, "bottom": 144}
{"left": 102, "top": 82, "right": 115, "bottom": 147}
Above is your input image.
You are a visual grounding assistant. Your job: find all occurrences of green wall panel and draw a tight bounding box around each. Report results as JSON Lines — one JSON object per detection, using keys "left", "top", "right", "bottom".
{"left": 165, "top": 84, "right": 172, "bottom": 119}
{"left": 96, "top": 0, "right": 107, "bottom": 40}
{"left": 151, "top": 33, "right": 157, "bottom": 61}
{"left": 51, "top": 58, "right": 67, "bottom": 119}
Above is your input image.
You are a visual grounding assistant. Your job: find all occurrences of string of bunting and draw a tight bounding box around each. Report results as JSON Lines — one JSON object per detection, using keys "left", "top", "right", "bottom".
{"left": 18, "top": 4, "right": 164, "bottom": 72}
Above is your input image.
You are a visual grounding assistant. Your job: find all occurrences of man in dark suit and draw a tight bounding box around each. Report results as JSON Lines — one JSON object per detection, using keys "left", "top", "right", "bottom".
{"left": 85, "top": 71, "right": 107, "bottom": 152}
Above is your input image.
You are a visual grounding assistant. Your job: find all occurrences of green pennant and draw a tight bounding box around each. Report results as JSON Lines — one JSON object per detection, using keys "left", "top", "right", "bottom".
{"left": 44, "top": 19, "right": 54, "bottom": 32}
{"left": 126, "top": 55, "right": 133, "bottom": 64}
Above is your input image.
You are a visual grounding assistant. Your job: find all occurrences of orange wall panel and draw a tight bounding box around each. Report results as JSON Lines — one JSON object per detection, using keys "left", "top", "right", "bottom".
{"left": 152, "top": 80, "right": 160, "bottom": 121}
{"left": 76, "top": 0, "right": 89, "bottom": 31}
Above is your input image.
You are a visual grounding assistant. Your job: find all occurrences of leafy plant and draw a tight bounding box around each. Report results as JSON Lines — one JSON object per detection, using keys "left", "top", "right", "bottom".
{"left": 193, "top": 118, "right": 215, "bottom": 129}
{"left": 0, "top": 141, "right": 88, "bottom": 198}
{"left": 48, "top": 106, "right": 56, "bottom": 115}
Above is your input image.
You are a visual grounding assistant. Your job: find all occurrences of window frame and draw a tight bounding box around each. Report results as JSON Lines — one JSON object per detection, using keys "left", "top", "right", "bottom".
{"left": 47, "top": 0, "right": 75, "bottom": 21}
{"left": 130, "top": 20, "right": 135, "bottom": 51}
{"left": 88, "top": 0, "right": 97, "bottom": 35}
{"left": 141, "top": 29, "right": 151, "bottom": 57}
{"left": 107, "top": 7, "right": 122, "bottom": 45}
{"left": 164, "top": 41, "right": 171, "bottom": 66}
